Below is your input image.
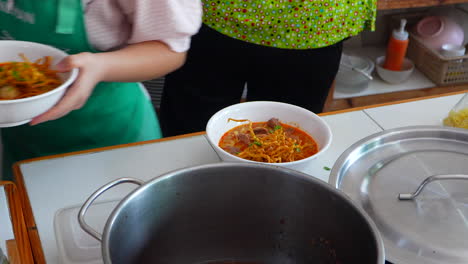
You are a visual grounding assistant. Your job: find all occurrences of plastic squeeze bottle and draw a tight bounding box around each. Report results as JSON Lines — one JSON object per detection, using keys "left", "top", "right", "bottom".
{"left": 383, "top": 19, "right": 409, "bottom": 71}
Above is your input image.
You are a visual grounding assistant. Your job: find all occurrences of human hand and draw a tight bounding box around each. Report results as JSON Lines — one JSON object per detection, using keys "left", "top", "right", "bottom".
{"left": 30, "top": 52, "right": 105, "bottom": 125}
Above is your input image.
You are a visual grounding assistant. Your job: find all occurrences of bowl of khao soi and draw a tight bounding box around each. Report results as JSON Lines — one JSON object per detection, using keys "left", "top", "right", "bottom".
{"left": 206, "top": 101, "right": 332, "bottom": 170}
{"left": 0, "top": 40, "right": 78, "bottom": 128}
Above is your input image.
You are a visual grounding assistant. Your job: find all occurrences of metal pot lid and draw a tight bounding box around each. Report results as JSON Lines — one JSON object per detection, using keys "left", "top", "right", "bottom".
{"left": 329, "top": 126, "right": 468, "bottom": 264}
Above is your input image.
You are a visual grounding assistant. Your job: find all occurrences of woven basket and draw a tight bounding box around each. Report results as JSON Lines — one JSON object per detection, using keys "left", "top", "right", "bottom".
{"left": 389, "top": 11, "right": 468, "bottom": 86}
{"left": 407, "top": 33, "right": 468, "bottom": 86}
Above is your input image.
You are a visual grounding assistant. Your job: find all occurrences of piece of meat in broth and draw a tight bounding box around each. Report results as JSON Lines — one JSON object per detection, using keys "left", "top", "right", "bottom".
{"left": 224, "top": 146, "right": 241, "bottom": 155}
{"left": 253, "top": 127, "right": 269, "bottom": 135}
{"left": 267, "top": 118, "right": 281, "bottom": 129}
{"left": 0, "top": 86, "right": 20, "bottom": 99}
{"left": 237, "top": 133, "right": 251, "bottom": 145}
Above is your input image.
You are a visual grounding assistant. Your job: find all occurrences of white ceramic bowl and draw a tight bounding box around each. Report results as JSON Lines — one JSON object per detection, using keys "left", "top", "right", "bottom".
{"left": 375, "top": 56, "right": 414, "bottom": 84}
{"left": 206, "top": 101, "right": 332, "bottom": 171}
{"left": 440, "top": 43, "right": 466, "bottom": 57}
{"left": 0, "top": 40, "right": 78, "bottom": 127}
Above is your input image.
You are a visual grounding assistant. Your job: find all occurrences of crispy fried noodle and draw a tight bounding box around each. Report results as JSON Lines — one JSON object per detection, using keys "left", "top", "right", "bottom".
{"left": 219, "top": 118, "right": 318, "bottom": 163}
{"left": 0, "top": 53, "right": 62, "bottom": 100}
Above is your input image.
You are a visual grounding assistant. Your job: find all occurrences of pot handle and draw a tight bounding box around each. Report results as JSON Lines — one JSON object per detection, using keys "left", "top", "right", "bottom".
{"left": 78, "top": 178, "right": 144, "bottom": 241}
{"left": 398, "top": 174, "right": 468, "bottom": 200}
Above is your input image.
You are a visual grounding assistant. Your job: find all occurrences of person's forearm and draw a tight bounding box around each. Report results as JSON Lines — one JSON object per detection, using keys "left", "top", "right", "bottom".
{"left": 94, "top": 40, "right": 187, "bottom": 82}
{"left": 31, "top": 40, "right": 186, "bottom": 125}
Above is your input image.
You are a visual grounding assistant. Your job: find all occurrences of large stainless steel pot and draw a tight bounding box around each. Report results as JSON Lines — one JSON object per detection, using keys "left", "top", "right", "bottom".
{"left": 78, "top": 163, "right": 384, "bottom": 264}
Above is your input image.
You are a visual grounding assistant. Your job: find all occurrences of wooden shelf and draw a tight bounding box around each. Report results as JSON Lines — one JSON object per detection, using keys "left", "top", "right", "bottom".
{"left": 324, "top": 84, "right": 468, "bottom": 112}
{"left": 378, "top": 0, "right": 468, "bottom": 10}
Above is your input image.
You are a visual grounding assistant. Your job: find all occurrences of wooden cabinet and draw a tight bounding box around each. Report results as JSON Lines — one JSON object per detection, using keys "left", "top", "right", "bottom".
{"left": 378, "top": 0, "right": 468, "bottom": 10}
{"left": 324, "top": 84, "right": 468, "bottom": 112}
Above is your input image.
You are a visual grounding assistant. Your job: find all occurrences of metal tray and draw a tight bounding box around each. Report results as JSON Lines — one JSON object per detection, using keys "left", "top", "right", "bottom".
{"left": 329, "top": 126, "right": 468, "bottom": 264}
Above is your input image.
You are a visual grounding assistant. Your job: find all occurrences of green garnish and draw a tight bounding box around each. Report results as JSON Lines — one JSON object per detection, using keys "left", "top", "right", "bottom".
{"left": 323, "top": 166, "right": 331, "bottom": 171}
{"left": 274, "top": 125, "right": 282, "bottom": 131}
{"left": 254, "top": 141, "right": 262, "bottom": 146}
{"left": 295, "top": 148, "right": 301, "bottom": 152}
{"left": 12, "top": 70, "right": 25, "bottom": 81}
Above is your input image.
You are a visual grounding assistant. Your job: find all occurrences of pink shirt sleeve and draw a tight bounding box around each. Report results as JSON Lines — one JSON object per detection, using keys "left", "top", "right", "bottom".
{"left": 84, "top": 0, "right": 202, "bottom": 52}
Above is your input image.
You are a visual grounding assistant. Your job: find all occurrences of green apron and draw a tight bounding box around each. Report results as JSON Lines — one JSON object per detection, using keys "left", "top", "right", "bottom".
{"left": 0, "top": 0, "right": 162, "bottom": 180}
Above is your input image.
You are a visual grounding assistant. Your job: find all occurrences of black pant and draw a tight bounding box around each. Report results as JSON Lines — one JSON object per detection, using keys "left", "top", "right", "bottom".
{"left": 160, "top": 25, "right": 343, "bottom": 137}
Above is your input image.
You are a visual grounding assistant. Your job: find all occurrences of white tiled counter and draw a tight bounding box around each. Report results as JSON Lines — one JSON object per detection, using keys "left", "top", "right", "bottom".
{"left": 13, "top": 109, "right": 382, "bottom": 264}
{"left": 20, "top": 134, "right": 221, "bottom": 264}
{"left": 1, "top": 91, "right": 466, "bottom": 263}
{"left": 302, "top": 111, "right": 382, "bottom": 182}
{"left": 364, "top": 93, "right": 465, "bottom": 129}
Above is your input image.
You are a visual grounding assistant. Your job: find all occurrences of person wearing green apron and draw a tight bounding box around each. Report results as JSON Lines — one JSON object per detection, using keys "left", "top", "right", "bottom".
{"left": 160, "top": 0, "right": 377, "bottom": 137}
{"left": 0, "top": 0, "right": 202, "bottom": 180}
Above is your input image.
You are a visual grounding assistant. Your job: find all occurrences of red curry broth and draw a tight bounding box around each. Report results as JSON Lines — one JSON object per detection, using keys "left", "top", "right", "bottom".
{"left": 218, "top": 118, "right": 318, "bottom": 163}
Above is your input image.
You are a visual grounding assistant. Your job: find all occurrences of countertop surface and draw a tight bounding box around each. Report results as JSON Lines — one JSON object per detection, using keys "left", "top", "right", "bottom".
{"left": 1, "top": 91, "right": 466, "bottom": 263}
{"left": 334, "top": 46, "right": 435, "bottom": 99}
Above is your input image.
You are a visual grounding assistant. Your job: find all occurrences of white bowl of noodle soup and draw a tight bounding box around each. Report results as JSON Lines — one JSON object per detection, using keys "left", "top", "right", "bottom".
{"left": 0, "top": 40, "right": 78, "bottom": 127}
{"left": 206, "top": 101, "right": 332, "bottom": 171}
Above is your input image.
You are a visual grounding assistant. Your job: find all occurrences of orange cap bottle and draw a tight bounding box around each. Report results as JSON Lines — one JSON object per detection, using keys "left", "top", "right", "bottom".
{"left": 383, "top": 19, "right": 409, "bottom": 71}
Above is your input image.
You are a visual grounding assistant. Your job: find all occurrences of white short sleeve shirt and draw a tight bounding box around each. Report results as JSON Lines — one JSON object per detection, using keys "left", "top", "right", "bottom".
{"left": 83, "top": 0, "right": 202, "bottom": 52}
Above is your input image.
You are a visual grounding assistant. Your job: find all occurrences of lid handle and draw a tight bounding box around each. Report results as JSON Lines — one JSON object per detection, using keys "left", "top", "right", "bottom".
{"left": 398, "top": 174, "right": 468, "bottom": 200}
